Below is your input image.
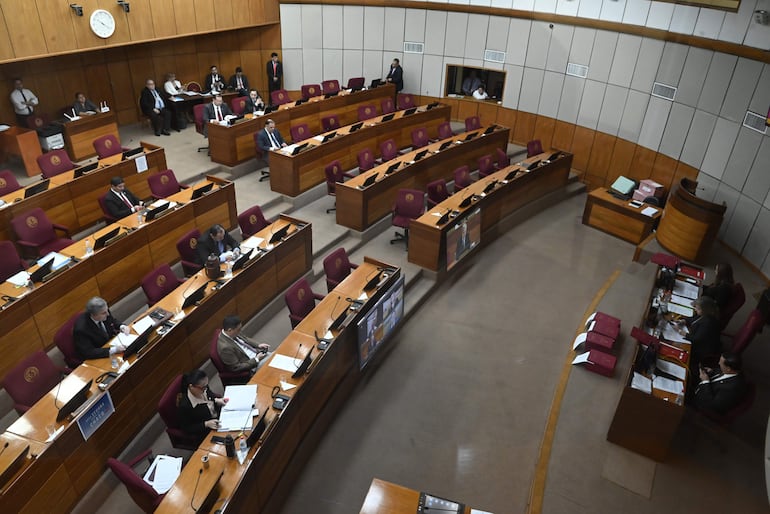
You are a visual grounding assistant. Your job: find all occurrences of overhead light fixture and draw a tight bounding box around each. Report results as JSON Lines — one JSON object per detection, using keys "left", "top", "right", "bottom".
{"left": 118, "top": 0, "right": 130, "bottom": 13}
{"left": 70, "top": 4, "right": 83, "bottom": 16}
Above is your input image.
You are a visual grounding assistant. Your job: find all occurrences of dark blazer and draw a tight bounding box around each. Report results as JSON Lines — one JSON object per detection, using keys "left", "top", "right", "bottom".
{"left": 455, "top": 232, "right": 470, "bottom": 261}
{"left": 244, "top": 96, "right": 265, "bottom": 113}
{"left": 228, "top": 74, "right": 250, "bottom": 94}
{"left": 73, "top": 99, "right": 98, "bottom": 114}
{"left": 217, "top": 331, "right": 264, "bottom": 373}
{"left": 695, "top": 373, "right": 747, "bottom": 415}
{"left": 204, "top": 73, "right": 225, "bottom": 92}
{"left": 687, "top": 314, "right": 722, "bottom": 370}
{"left": 386, "top": 64, "right": 403, "bottom": 92}
{"left": 203, "top": 102, "right": 233, "bottom": 123}
{"left": 256, "top": 128, "right": 285, "bottom": 154}
{"left": 196, "top": 231, "right": 239, "bottom": 265}
{"left": 177, "top": 389, "right": 221, "bottom": 438}
{"left": 139, "top": 87, "right": 166, "bottom": 116}
{"left": 104, "top": 188, "right": 141, "bottom": 219}
{"left": 266, "top": 60, "right": 283, "bottom": 88}
{"left": 702, "top": 283, "right": 733, "bottom": 312}
{"left": 73, "top": 311, "right": 122, "bottom": 360}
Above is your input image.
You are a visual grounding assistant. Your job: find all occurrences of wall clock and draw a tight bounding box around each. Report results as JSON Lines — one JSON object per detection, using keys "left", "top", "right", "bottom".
{"left": 90, "top": 9, "right": 116, "bottom": 39}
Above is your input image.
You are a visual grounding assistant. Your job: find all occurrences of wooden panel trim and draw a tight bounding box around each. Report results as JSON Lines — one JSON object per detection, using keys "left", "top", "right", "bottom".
{"left": 286, "top": 0, "right": 768, "bottom": 64}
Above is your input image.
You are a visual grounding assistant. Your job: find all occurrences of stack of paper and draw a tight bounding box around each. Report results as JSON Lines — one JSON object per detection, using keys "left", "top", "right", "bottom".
{"left": 218, "top": 385, "right": 258, "bottom": 431}
{"left": 652, "top": 375, "right": 684, "bottom": 396}
{"left": 38, "top": 252, "right": 70, "bottom": 271}
{"left": 673, "top": 279, "right": 699, "bottom": 299}
{"left": 143, "top": 455, "right": 182, "bottom": 494}
{"left": 631, "top": 372, "right": 652, "bottom": 394}
{"left": 6, "top": 270, "right": 29, "bottom": 287}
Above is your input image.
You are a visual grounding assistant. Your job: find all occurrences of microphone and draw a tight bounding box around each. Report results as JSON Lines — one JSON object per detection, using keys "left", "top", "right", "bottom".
{"left": 0, "top": 441, "right": 9, "bottom": 459}
{"left": 292, "top": 343, "right": 303, "bottom": 368}
{"left": 190, "top": 468, "right": 203, "bottom": 512}
{"left": 53, "top": 372, "right": 66, "bottom": 408}
{"left": 314, "top": 329, "right": 332, "bottom": 345}
{"left": 182, "top": 275, "right": 200, "bottom": 298}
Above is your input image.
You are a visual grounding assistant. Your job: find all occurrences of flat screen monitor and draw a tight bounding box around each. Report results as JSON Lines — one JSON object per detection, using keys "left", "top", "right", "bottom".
{"left": 446, "top": 208, "right": 481, "bottom": 271}
{"left": 291, "top": 348, "right": 314, "bottom": 379}
{"left": 324, "top": 92, "right": 339, "bottom": 99}
{"left": 321, "top": 132, "right": 337, "bottom": 143}
{"left": 290, "top": 142, "right": 309, "bottom": 156}
{"left": 123, "top": 323, "right": 157, "bottom": 359}
{"left": 360, "top": 174, "right": 378, "bottom": 188}
{"left": 268, "top": 224, "right": 291, "bottom": 244}
{"left": 385, "top": 162, "right": 400, "bottom": 174}
{"left": 356, "top": 274, "right": 404, "bottom": 370}
{"left": 349, "top": 122, "right": 364, "bottom": 132}
{"left": 381, "top": 113, "right": 395, "bottom": 122}
{"left": 231, "top": 248, "right": 253, "bottom": 271}
{"left": 414, "top": 150, "right": 428, "bottom": 161}
{"left": 94, "top": 227, "right": 121, "bottom": 250}
{"left": 24, "top": 179, "right": 50, "bottom": 198}
{"left": 403, "top": 107, "right": 417, "bottom": 116}
{"left": 483, "top": 125, "right": 497, "bottom": 135}
{"left": 145, "top": 202, "right": 170, "bottom": 221}
{"left": 56, "top": 379, "right": 93, "bottom": 422}
{"left": 122, "top": 147, "right": 144, "bottom": 159}
{"left": 29, "top": 257, "right": 54, "bottom": 283}
{"left": 370, "top": 79, "right": 383, "bottom": 88}
{"left": 245, "top": 410, "right": 270, "bottom": 447}
{"left": 610, "top": 175, "right": 636, "bottom": 196}
{"left": 181, "top": 283, "right": 207, "bottom": 310}
{"left": 438, "top": 141, "right": 452, "bottom": 151}
{"left": 190, "top": 182, "right": 214, "bottom": 199}
{"left": 74, "top": 162, "right": 98, "bottom": 177}
{"left": 426, "top": 102, "right": 439, "bottom": 110}
{"left": 526, "top": 160, "right": 541, "bottom": 171}
{"left": 463, "top": 132, "right": 477, "bottom": 142}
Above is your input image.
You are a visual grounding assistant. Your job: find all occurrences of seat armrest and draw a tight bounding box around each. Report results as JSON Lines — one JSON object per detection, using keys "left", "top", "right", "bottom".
{"left": 16, "top": 239, "right": 38, "bottom": 249}
{"left": 313, "top": 293, "right": 326, "bottom": 302}
{"left": 127, "top": 448, "right": 154, "bottom": 468}
{"left": 350, "top": 262, "right": 359, "bottom": 269}
{"left": 52, "top": 224, "right": 70, "bottom": 237}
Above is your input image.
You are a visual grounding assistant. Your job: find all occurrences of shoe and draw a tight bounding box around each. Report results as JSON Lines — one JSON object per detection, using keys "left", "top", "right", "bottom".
{"left": 162, "top": 131, "right": 171, "bottom": 136}
{"left": 155, "top": 132, "right": 161, "bottom": 136}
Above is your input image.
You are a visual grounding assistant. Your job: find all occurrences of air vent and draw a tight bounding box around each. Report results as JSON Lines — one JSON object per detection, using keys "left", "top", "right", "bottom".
{"left": 651, "top": 82, "right": 677, "bottom": 101}
{"left": 403, "top": 42, "right": 424, "bottom": 54}
{"left": 566, "top": 63, "right": 588, "bottom": 78}
{"left": 484, "top": 49, "right": 506, "bottom": 63}
{"left": 743, "top": 111, "right": 768, "bottom": 134}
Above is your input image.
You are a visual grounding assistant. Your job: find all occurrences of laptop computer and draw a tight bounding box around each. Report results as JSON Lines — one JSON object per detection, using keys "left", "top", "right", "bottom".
{"left": 231, "top": 248, "right": 253, "bottom": 271}
{"left": 24, "top": 179, "right": 50, "bottom": 199}
{"left": 403, "top": 107, "right": 417, "bottom": 116}
{"left": 381, "top": 113, "right": 395, "bottom": 122}
{"left": 321, "top": 132, "right": 337, "bottom": 143}
{"left": 370, "top": 79, "right": 383, "bottom": 88}
{"left": 290, "top": 142, "right": 309, "bottom": 156}
{"left": 144, "top": 202, "right": 170, "bottom": 221}
{"left": 191, "top": 183, "right": 214, "bottom": 199}
{"left": 181, "top": 282, "right": 207, "bottom": 310}
{"left": 94, "top": 227, "right": 121, "bottom": 250}
{"left": 74, "top": 162, "right": 98, "bottom": 178}
{"left": 349, "top": 122, "right": 364, "bottom": 133}
{"left": 359, "top": 174, "right": 378, "bottom": 189}
{"left": 122, "top": 323, "right": 157, "bottom": 359}
{"left": 56, "top": 379, "right": 93, "bottom": 422}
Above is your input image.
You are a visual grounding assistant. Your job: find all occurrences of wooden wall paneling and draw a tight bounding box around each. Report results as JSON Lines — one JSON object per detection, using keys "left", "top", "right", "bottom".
{"left": 607, "top": 138, "right": 636, "bottom": 186}
{"left": 101, "top": 1, "right": 132, "bottom": 45}
{"left": 4, "top": 0, "right": 46, "bottom": 58}
{"left": 477, "top": 102, "right": 499, "bottom": 128}
{"left": 586, "top": 132, "right": 616, "bottom": 181}
{"left": 239, "top": 50, "right": 264, "bottom": 90}
{"left": 35, "top": 71, "right": 70, "bottom": 120}
{"left": 0, "top": 6, "right": 15, "bottom": 61}
{"left": 70, "top": 0, "right": 107, "bottom": 50}
{"left": 551, "top": 120, "right": 575, "bottom": 152}
{"left": 106, "top": 59, "right": 137, "bottom": 124}
{"left": 152, "top": 55, "right": 180, "bottom": 85}
{"left": 215, "top": 0, "right": 235, "bottom": 28}
{"left": 673, "top": 161, "right": 699, "bottom": 188}
{"left": 145, "top": 0, "right": 176, "bottom": 40}
{"left": 194, "top": 0, "right": 217, "bottom": 33}
{"left": 231, "top": 0, "right": 254, "bottom": 26}
{"left": 457, "top": 100, "right": 479, "bottom": 124}
{"left": 216, "top": 32, "right": 241, "bottom": 76}
{"left": 532, "top": 115, "right": 556, "bottom": 151}
{"left": 629, "top": 145, "right": 657, "bottom": 181}
{"left": 569, "top": 126, "right": 595, "bottom": 172}
{"left": 512, "top": 111, "right": 537, "bottom": 145}
{"left": 175, "top": 53, "right": 202, "bottom": 86}
{"left": 650, "top": 153, "right": 678, "bottom": 192}
{"left": 259, "top": 24, "right": 282, "bottom": 50}
{"left": 263, "top": 0, "right": 281, "bottom": 23}
{"left": 172, "top": 0, "right": 198, "bottom": 35}
{"left": 36, "top": 1, "right": 78, "bottom": 54}
{"left": 442, "top": 97, "right": 459, "bottom": 120}
{"left": 124, "top": 0, "right": 157, "bottom": 41}
{"left": 495, "top": 107, "right": 516, "bottom": 140}
{"left": 57, "top": 67, "right": 92, "bottom": 115}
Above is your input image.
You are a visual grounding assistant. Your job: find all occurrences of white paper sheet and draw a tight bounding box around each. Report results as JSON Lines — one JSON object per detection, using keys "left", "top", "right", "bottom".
{"left": 222, "top": 385, "right": 257, "bottom": 412}
{"left": 134, "top": 154, "right": 148, "bottom": 173}
{"left": 143, "top": 455, "right": 182, "bottom": 494}
{"left": 661, "top": 322, "right": 688, "bottom": 343}
{"left": 313, "top": 135, "right": 325, "bottom": 142}
{"left": 631, "top": 372, "right": 652, "bottom": 394}
{"left": 673, "top": 279, "right": 699, "bottom": 299}
{"left": 111, "top": 332, "right": 138, "bottom": 348}
{"left": 6, "top": 270, "right": 29, "bottom": 287}
{"left": 670, "top": 294, "right": 694, "bottom": 308}
{"left": 572, "top": 352, "right": 590, "bottom": 365}
{"left": 132, "top": 315, "right": 155, "bottom": 334}
{"left": 471, "top": 510, "right": 494, "bottom": 514}
{"left": 572, "top": 332, "right": 587, "bottom": 350}
{"left": 241, "top": 236, "right": 264, "bottom": 250}
{"left": 38, "top": 252, "right": 70, "bottom": 270}
{"left": 656, "top": 359, "right": 687, "bottom": 380}
{"left": 585, "top": 311, "right": 597, "bottom": 325}
{"left": 667, "top": 303, "right": 694, "bottom": 317}
{"left": 218, "top": 409, "right": 254, "bottom": 432}
{"left": 652, "top": 375, "right": 684, "bottom": 395}
{"left": 268, "top": 353, "right": 301, "bottom": 373}
{"left": 641, "top": 206, "right": 658, "bottom": 217}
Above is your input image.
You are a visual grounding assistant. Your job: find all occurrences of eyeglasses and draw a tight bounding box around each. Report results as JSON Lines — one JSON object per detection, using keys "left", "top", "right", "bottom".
{"left": 191, "top": 383, "right": 209, "bottom": 391}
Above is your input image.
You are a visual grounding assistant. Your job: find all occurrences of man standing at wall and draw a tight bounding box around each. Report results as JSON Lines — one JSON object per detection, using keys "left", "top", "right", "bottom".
{"left": 266, "top": 53, "right": 283, "bottom": 103}
{"left": 10, "top": 78, "right": 38, "bottom": 127}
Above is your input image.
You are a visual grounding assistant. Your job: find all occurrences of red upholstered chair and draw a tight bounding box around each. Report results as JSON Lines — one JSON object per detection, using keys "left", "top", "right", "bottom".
{"left": 324, "top": 160, "right": 356, "bottom": 214}
{"left": 231, "top": 96, "right": 247, "bottom": 116}
{"left": 346, "top": 77, "right": 365, "bottom": 90}
{"left": 701, "top": 382, "right": 756, "bottom": 427}
{"left": 464, "top": 116, "right": 481, "bottom": 132}
{"left": 97, "top": 192, "right": 119, "bottom": 223}
{"left": 37, "top": 149, "right": 75, "bottom": 178}
{"left": 381, "top": 97, "right": 395, "bottom": 115}
{"left": 11, "top": 208, "right": 73, "bottom": 257}
{"left": 252, "top": 132, "right": 269, "bottom": 182}
{"left": 0, "top": 170, "right": 21, "bottom": 196}
{"left": 527, "top": 139, "right": 543, "bottom": 157}
{"left": 390, "top": 189, "right": 425, "bottom": 247}
{"left": 0, "top": 240, "right": 27, "bottom": 282}
{"left": 285, "top": 278, "right": 325, "bottom": 328}
{"left": 186, "top": 81, "right": 202, "bottom": 92}
{"left": 322, "top": 79, "right": 341, "bottom": 95}
{"left": 193, "top": 103, "right": 209, "bottom": 153}
{"left": 107, "top": 449, "right": 165, "bottom": 513}
{"left": 321, "top": 114, "right": 341, "bottom": 132}
{"left": 411, "top": 127, "right": 430, "bottom": 149}
{"left": 238, "top": 205, "right": 271, "bottom": 239}
{"left": 478, "top": 154, "right": 495, "bottom": 178}
{"left": 158, "top": 375, "right": 203, "bottom": 449}
{"left": 54, "top": 313, "right": 82, "bottom": 369}
{"left": 427, "top": 179, "right": 449, "bottom": 209}
{"left": 26, "top": 113, "right": 51, "bottom": 131}
{"left": 271, "top": 89, "right": 291, "bottom": 106}
{"left": 141, "top": 264, "right": 184, "bottom": 305}
{"left": 176, "top": 228, "right": 202, "bottom": 276}
{"left": 495, "top": 147, "right": 511, "bottom": 169}
{"left": 209, "top": 329, "right": 252, "bottom": 386}
{"left": 3, "top": 351, "right": 64, "bottom": 414}
{"left": 397, "top": 93, "right": 415, "bottom": 110}
{"left": 380, "top": 139, "right": 401, "bottom": 162}
{"left": 323, "top": 248, "right": 359, "bottom": 292}
{"left": 730, "top": 309, "right": 765, "bottom": 355}
{"left": 93, "top": 134, "right": 126, "bottom": 159}
{"left": 453, "top": 165, "right": 474, "bottom": 191}
{"left": 438, "top": 121, "right": 454, "bottom": 140}
{"left": 301, "top": 84, "right": 321, "bottom": 100}
{"left": 290, "top": 123, "right": 311, "bottom": 143}
{"left": 720, "top": 283, "right": 746, "bottom": 330}
{"left": 357, "top": 104, "right": 377, "bottom": 121}
{"left": 148, "top": 169, "right": 187, "bottom": 199}
{"left": 357, "top": 147, "right": 380, "bottom": 172}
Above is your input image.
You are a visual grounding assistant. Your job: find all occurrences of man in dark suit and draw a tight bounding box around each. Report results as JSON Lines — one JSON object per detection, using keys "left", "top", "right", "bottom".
{"left": 455, "top": 220, "right": 471, "bottom": 261}
{"left": 244, "top": 89, "right": 265, "bottom": 114}
{"left": 695, "top": 352, "right": 748, "bottom": 416}
{"left": 266, "top": 53, "right": 283, "bottom": 101}
{"left": 228, "top": 67, "right": 250, "bottom": 96}
{"left": 204, "top": 65, "right": 225, "bottom": 93}
{"left": 256, "top": 119, "right": 287, "bottom": 163}
{"left": 74, "top": 297, "right": 128, "bottom": 361}
{"left": 217, "top": 315, "right": 270, "bottom": 376}
{"left": 196, "top": 224, "right": 240, "bottom": 265}
{"left": 386, "top": 58, "right": 403, "bottom": 93}
{"left": 139, "top": 79, "right": 172, "bottom": 136}
{"left": 104, "top": 177, "right": 142, "bottom": 219}
{"left": 204, "top": 94, "right": 233, "bottom": 123}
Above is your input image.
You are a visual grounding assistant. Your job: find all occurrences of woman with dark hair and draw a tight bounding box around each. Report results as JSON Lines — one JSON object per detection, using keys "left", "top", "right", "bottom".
{"left": 702, "top": 262, "right": 734, "bottom": 311}
{"left": 177, "top": 369, "right": 227, "bottom": 441}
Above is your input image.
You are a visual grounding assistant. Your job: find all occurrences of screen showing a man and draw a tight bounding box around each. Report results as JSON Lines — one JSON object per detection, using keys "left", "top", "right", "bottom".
{"left": 446, "top": 208, "right": 481, "bottom": 270}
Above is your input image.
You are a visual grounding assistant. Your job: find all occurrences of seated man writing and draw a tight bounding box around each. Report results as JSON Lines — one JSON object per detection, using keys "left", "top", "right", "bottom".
{"left": 196, "top": 224, "right": 240, "bottom": 265}
{"left": 217, "top": 315, "right": 271, "bottom": 376}
{"left": 73, "top": 296, "right": 129, "bottom": 360}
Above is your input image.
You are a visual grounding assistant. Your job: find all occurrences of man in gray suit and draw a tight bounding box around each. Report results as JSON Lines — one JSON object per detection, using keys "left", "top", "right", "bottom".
{"left": 217, "top": 315, "right": 270, "bottom": 376}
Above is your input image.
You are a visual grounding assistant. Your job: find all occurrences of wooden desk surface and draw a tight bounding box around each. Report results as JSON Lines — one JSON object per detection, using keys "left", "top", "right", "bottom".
{"left": 582, "top": 187, "right": 662, "bottom": 245}
{"left": 155, "top": 449, "right": 227, "bottom": 514}
{"left": 0, "top": 126, "right": 43, "bottom": 177}
{"left": 61, "top": 111, "right": 119, "bottom": 161}
{"left": 360, "top": 478, "right": 472, "bottom": 514}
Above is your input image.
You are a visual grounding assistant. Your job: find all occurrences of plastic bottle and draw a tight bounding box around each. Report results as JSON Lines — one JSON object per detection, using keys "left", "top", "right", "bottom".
{"left": 239, "top": 436, "right": 247, "bottom": 454}
{"left": 224, "top": 435, "right": 235, "bottom": 458}
{"left": 85, "top": 238, "right": 93, "bottom": 256}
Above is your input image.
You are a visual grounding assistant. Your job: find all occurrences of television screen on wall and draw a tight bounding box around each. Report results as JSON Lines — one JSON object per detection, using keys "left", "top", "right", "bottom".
{"left": 445, "top": 65, "right": 506, "bottom": 101}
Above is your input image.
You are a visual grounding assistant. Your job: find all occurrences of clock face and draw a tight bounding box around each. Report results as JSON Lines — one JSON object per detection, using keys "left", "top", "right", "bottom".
{"left": 90, "top": 9, "right": 116, "bottom": 39}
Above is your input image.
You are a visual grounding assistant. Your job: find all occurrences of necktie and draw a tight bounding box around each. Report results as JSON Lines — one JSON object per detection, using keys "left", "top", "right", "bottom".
{"left": 20, "top": 90, "right": 32, "bottom": 114}
{"left": 237, "top": 77, "right": 243, "bottom": 89}
{"left": 152, "top": 90, "right": 162, "bottom": 109}
{"left": 99, "top": 321, "right": 108, "bottom": 335}
{"left": 119, "top": 192, "right": 133, "bottom": 209}
{"left": 268, "top": 130, "right": 279, "bottom": 148}
{"left": 215, "top": 106, "right": 222, "bottom": 121}
{"left": 273, "top": 62, "right": 277, "bottom": 75}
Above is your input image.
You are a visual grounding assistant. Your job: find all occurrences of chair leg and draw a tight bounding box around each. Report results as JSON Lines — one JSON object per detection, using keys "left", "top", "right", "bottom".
{"left": 259, "top": 170, "right": 270, "bottom": 182}
{"left": 326, "top": 200, "right": 336, "bottom": 214}
{"left": 389, "top": 228, "right": 409, "bottom": 248}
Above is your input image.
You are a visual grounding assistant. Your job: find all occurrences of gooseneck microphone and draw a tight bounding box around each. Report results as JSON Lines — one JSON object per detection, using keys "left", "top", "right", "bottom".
{"left": 190, "top": 468, "right": 203, "bottom": 512}
{"left": 0, "top": 441, "right": 9, "bottom": 459}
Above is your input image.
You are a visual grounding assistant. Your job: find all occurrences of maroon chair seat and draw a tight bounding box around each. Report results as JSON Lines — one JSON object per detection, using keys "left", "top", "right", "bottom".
{"left": 380, "top": 139, "right": 401, "bottom": 162}
{"left": 148, "top": 169, "right": 188, "bottom": 199}
{"left": 141, "top": 264, "right": 184, "bottom": 305}
{"left": 238, "top": 205, "right": 271, "bottom": 239}
{"left": 720, "top": 283, "right": 746, "bottom": 330}
{"left": 271, "top": 89, "right": 292, "bottom": 106}
{"left": 54, "top": 313, "right": 83, "bottom": 369}
{"left": 390, "top": 189, "right": 425, "bottom": 247}
{"left": 453, "top": 165, "right": 474, "bottom": 191}
{"left": 346, "top": 77, "right": 365, "bottom": 90}
{"left": 11, "top": 207, "right": 73, "bottom": 257}
{"left": 478, "top": 154, "right": 495, "bottom": 178}
{"left": 527, "top": 139, "right": 543, "bottom": 157}
{"left": 231, "top": 96, "right": 247, "bottom": 116}
{"left": 495, "top": 147, "right": 511, "bottom": 169}
{"left": 464, "top": 116, "right": 481, "bottom": 132}
{"left": 0, "top": 169, "right": 21, "bottom": 196}
{"left": 3, "top": 351, "right": 64, "bottom": 414}
{"left": 324, "top": 160, "right": 356, "bottom": 214}
{"left": 397, "top": 93, "right": 416, "bottom": 110}
{"left": 285, "top": 278, "right": 325, "bottom": 328}
{"left": 93, "top": 134, "right": 127, "bottom": 159}
{"left": 107, "top": 449, "right": 165, "bottom": 513}
{"left": 176, "top": 228, "right": 202, "bottom": 276}
{"left": 438, "top": 121, "right": 454, "bottom": 140}
{"left": 210, "top": 329, "right": 252, "bottom": 386}
{"left": 37, "top": 149, "right": 75, "bottom": 178}
{"left": 0, "top": 240, "right": 27, "bottom": 282}
{"left": 357, "top": 147, "right": 380, "bottom": 172}
{"left": 381, "top": 97, "right": 395, "bottom": 114}
{"left": 427, "top": 179, "right": 449, "bottom": 209}
{"left": 158, "top": 375, "right": 203, "bottom": 449}
{"left": 701, "top": 382, "right": 756, "bottom": 427}
{"left": 301, "top": 84, "right": 321, "bottom": 100}
{"left": 322, "top": 80, "right": 341, "bottom": 95}
{"left": 290, "top": 123, "right": 311, "bottom": 143}
{"left": 252, "top": 132, "right": 269, "bottom": 182}
{"left": 321, "top": 114, "right": 341, "bottom": 132}
{"left": 323, "top": 248, "right": 359, "bottom": 292}
{"left": 411, "top": 127, "right": 430, "bottom": 149}
{"left": 26, "top": 113, "right": 51, "bottom": 131}
{"left": 730, "top": 309, "right": 765, "bottom": 354}
{"left": 357, "top": 104, "right": 377, "bottom": 121}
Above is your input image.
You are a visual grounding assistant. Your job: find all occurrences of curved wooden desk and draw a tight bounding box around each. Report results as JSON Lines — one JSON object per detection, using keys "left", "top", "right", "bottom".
{"left": 656, "top": 179, "right": 726, "bottom": 264}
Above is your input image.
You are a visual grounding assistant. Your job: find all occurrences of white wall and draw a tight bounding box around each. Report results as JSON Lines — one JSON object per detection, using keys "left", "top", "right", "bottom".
{"left": 280, "top": 3, "right": 770, "bottom": 274}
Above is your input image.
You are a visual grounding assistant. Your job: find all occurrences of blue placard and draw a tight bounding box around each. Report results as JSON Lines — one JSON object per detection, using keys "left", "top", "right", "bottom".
{"left": 76, "top": 391, "right": 115, "bottom": 441}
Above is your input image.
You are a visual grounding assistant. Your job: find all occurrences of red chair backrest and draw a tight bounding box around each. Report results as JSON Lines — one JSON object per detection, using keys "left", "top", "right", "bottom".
{"left": 324, "top": 160, "right": 344, "bottom": 196}
{"left": 157, "top": 375, "right": 183, "bottom": 431}
{"left": 397, "top": 93, "right": 415, "bottom": 110}
{"left": 176, "top": 228, "right": 201, "bottom": 263}
{"left": 322, "top": 80, "right": 340, "bottom": 95}
{"left": 193, "top": 103, "right": 206, "bottom": 134}
{"left": 271, "top": 89, "right": 291, "bottom": 106}
{"left": 141, "top": 264, "right": 182, "bottom": 305}
{"left": 0, "top": 240, "right": 25, "bottom": 282}
{"left": 323, "top": 248, "right": 353, "bottom": 292}
{"left": 527, "top": 139, "right": 543, "bottom": 157}
{"left": 37, "top": 149, "right": 75, "bottom": 178}
{"left": 478, "top": 154, "right": 495, "bottom": 177}
{"left": 438, "top": 122, "right": 453, "bottom": 140}
{"left": 231, "top": 97, "right": 247, "bottom": 116}
{"left": 394, "top": 189, "right": 425, "bottom": 220}
{"left": 358, "top": 104, "right": 377, "bottom": 121}
{"left": 411, "top": 127, "right": 429, "bottom": 149}
{"left": 380, "top": 139, "right": 398, "bottom": 161}
{"left": 321, "top": 115, "right": 340, "bottom": 132}
{"left": 427, "top": 179, "right": 449, "bottom": 206}
{"left": 148, "top": 169, "right": 182, "bottom": 198}
{"left": 301, "top": 84, "right": 321, "bottom": 99}
{"left": 346, "top": 77, "right": 365, "bottom": 89}
{"left": 106, "top": 457, "right": 163, "bottom": 512}
{"left": 721, "top": 283, "right": 746, "bottom": 329}
{"left": 732, "top": 309, "right": 765, "bottom": 354}
{"left": 11, "top": 208, "right": 55, "bottom": 246}
{"left": 0, "top": 170, "right": 21, "bottom": 196}
{"left": 290, "top": 123, "right": 310, "bottom": 143}
{"left": 381, "top": 98, "right": 395, "bottom": 114}
{"left": 238, "top": 205, "right": 269, "bottom": 238}
{"left": 454, "top": 165, "right": 472, "bottom": 190}
{"left": 496, "top": 147, "right": 510, "bottom": 168}
{"left": 54, "top": 313, "right": 83, "bottom": 369}
{"left": 285, "top": 278, "right": 317, "bottom": 321}
{"left": 97, "top": 192, "right": 117, "bottom": 222}
{"left": 464, "top": 116, "right": 481, "bottom": 131}
{"left": 357, "top": 148, "right": 376, "bottom": 171}
{"left": 3, "top": 351, "right": 61, "bottom": 413}
{"left": 93, "top": 134, "right": 122, "bottom": 159}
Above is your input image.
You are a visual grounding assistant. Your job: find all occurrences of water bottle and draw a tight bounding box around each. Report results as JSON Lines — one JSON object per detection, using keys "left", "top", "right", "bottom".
{"left": 224, "top": 435, "right": 235, "bottom": 458}
{"left": 111, "top": 354, "right": 119, "bottom": 369}
{"left": 225, "top": 260, "right": 233, "bottom": 279}
{"left": 85, "top": 238, "right": 93, "bottom": 256}
{"left": 136, "top": 211, "right": 143, "bottom": 226}
{"left": 239, "top": 436, "right": 247, "bottom": 454}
